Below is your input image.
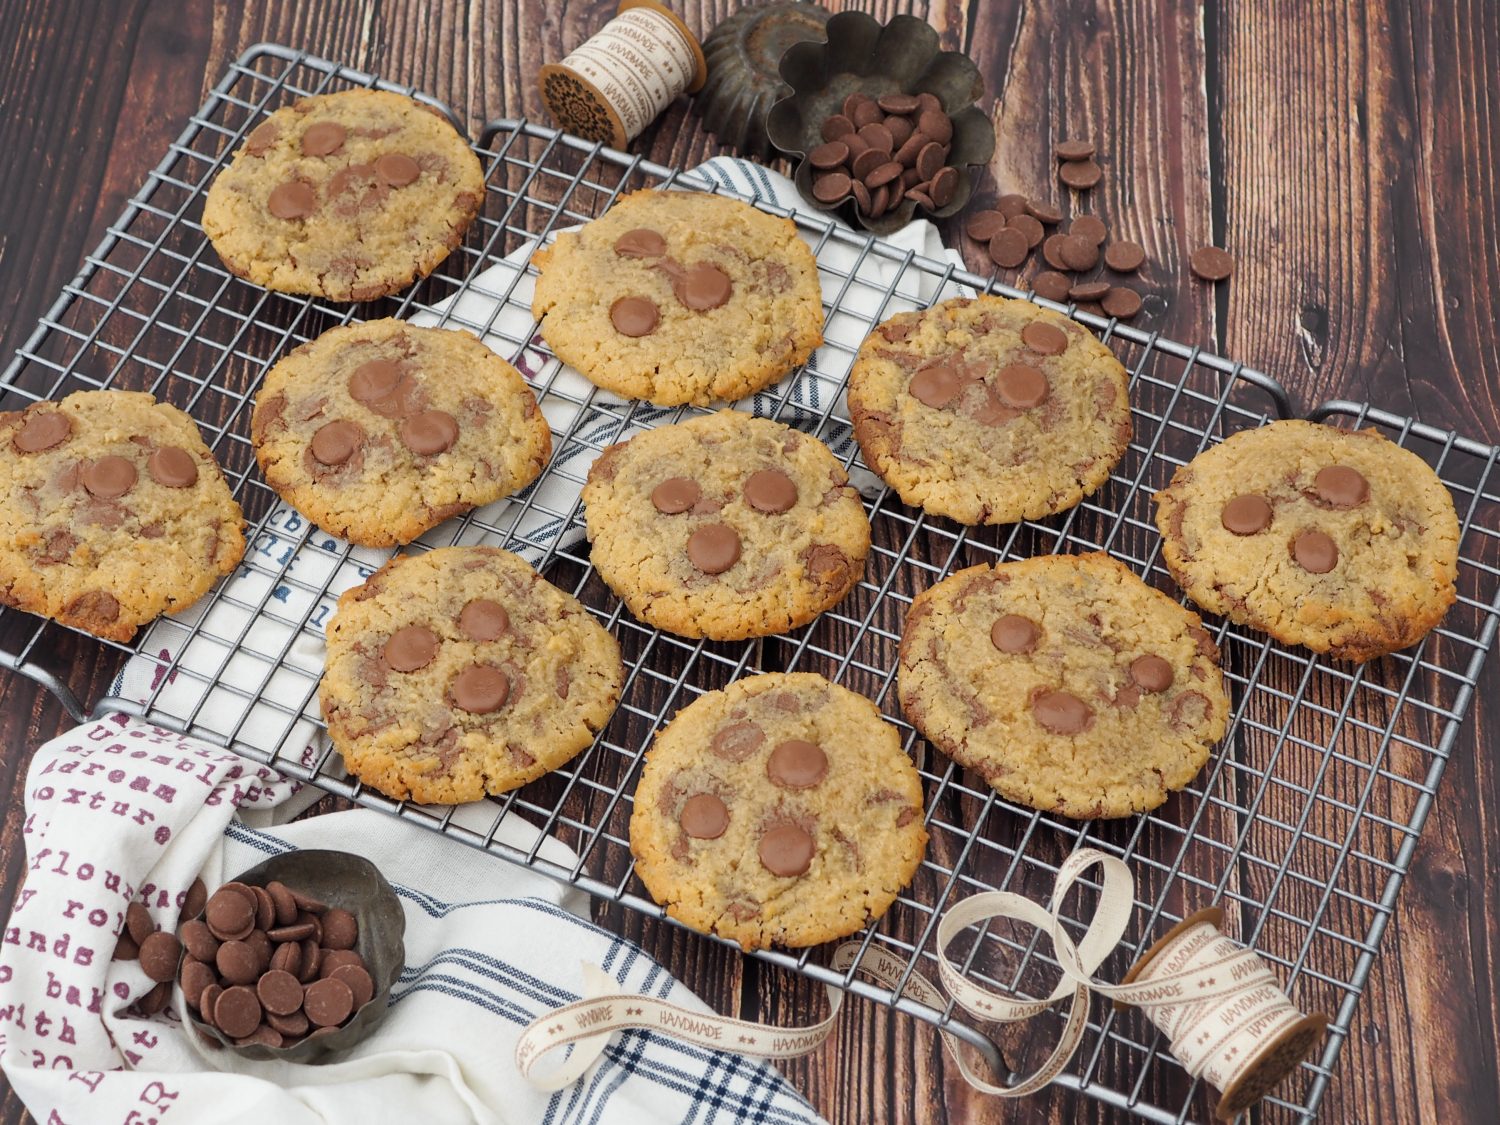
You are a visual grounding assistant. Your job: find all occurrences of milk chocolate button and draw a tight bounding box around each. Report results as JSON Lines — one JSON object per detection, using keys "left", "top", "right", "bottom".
{"left": 1292, "top": 529, "right": 1339, "bottom": 573}
{"left": 147, "top": 446, "right": 198, "bottom": 488}
{"left": 1221, "top": 494, "right": 1273, "bottom": 535}
{"left": 214, "top": 986, "right": 262, "bottom": 1039}
{"left": 301, "top": 121, "right": 347, "bottom": 156}
{"left": 138, "top": 931, "right": 181, "bottom": 983}
{"left": 180, "top": 959, "right": 216, "bottom": 1009}
{"left": 205, "top": 887, "right": 255, "bottom": 940}
{"left": 909, "top": 365, "right": 961, "bottom": 408}
{"left": 127, "top": 900, "right": 155, "bottom": 945}
{"left": 83, "top": 455, "right": 137, "bottom": 499}
{"left": 744, "top": 469, "right": 798, "bottom": 513}
{"left": 679, "top": 793, "right": 729, "bottom": 839}
{"left": 383, "top": 625, "right": 438, "bottom": 672}
{"left": 257, "top": 969, "right": 305, "bottom": 1016}
{"left": 14, "top": 411, "right": 72, "bottom": 452}
{"left": 267, "top": 880, "right": 298, "bottom": 926}
{"left": 678, "top": 263, "right": 733, "bottom": 311}
{"left": 459, "top": 598, "right": 509, "bottom": 641}
{"left": 651, "top": 476, "right": 700, "bottom": 514}
{"left": 611, "top": 296, "right": 659, "bottom": 337}
{"left": 244, "top": 120, "right": 279, "bottom": 155}
{"left": 304, "top": 978, "right": 355, "bottom": 1027}
{"left": 375, "top": 153, "right": 422, "bottom": 187}
{"left": 991, "top": 613, "right": 1039, "bottom": 654}
{"left": 1021, "top": 321, "right": 1069, "bottom": 356}
{"left": 399, "top": 409, "right": 459, "bottom": 455}
{"left": 614, "top": 228, "right": 667, "bottom": 258}
{"left": 687, "top": 523, "right": 741, "bottom": 574}
{"left": 766, "top": 740, "right": 827, "bottom": 789}
{"left": 759, "top": 824, "right": 815, "bottom": 877}
{"left": 268, "top": 181, "right": 317, "bottom": 219}
{"left": 180, "top": 919, "right": 219, "bottom": 963}
{"left": 217, "top": 939, "right": 260, "bottom": 986}
{"left": 995, "top": 364, "right": 1049, "bottom": 408}
{"left": 1032, "top": 689, "right": 1094, "bottom": 734}
{"left": 348, "top": 359, "right": 404, "bottom": 402}
{"left": 1130, "top": 654, "right": 1175, "bottom": 693}
{"left": 1314, "top": 465, "right": 1368, "bottom": 508}
{"left": 451, "top": 665, "right": 510, "bottom": 712}
{"left": 1190, "top": 245, "right": 1235, "bottom": 281}
{"left": 310, "top": 420, "right": 362, "bottom": 466}
{"left": 322, "top": 908, "right": 359, "bottom": 951}
{"left": 711, "top": 721, "right": 764, "bottom": 761}
{"left": 331, "top": 964, "right": 375, "bottom": 1009}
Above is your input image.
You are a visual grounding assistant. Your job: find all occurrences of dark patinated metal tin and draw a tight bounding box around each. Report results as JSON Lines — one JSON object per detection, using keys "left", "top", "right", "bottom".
{"left": 696, "top": 1, "right": 831, "bottom": 160}
{"left": 766, "top": 11, "right": 995, "bottom": 234}
{"left": 181, "top": 849, "right": 407, "bottom": 1064}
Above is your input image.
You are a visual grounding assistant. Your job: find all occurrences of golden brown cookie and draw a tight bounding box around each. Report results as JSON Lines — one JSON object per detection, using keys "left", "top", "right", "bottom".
{"left": 848, "top": 295, "right": 1131, "bottom": 525}
{"left": 0, "top": 391, "right": 245, "bottom": 642}
{"left": 630, "top": 673, "right": 927, "bottom": 950}
{"left": 251, "top": 319, "right": 551, "bottom": 547}
{"left": 203, "top": 89, "right": 484, "bottom": 301}
{"left": 581, "top": 411, "right": 870, "bottom": 640}
{"left": 531, "top": 190, "right": 824, "bottom": 405}
{"left": 897, "top": 553, "right": 1229, "bottom": 818}
{"left": 320, "top": 547, "right": 624, "bottom": 804}
{"left": 1153, "top": 420, "right": 1460, "bottom": 661}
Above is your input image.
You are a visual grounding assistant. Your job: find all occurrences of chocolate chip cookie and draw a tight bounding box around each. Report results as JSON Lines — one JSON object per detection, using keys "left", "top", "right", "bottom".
{"left": 581, "top": 411, "right": 870, "bottom": 640}
{"left": 320, "top": 546, "right": 624, "bottom": 804}
{"left": 1153, "top": 420, "right": 1460, "bottom": 662}
{"left": 848, "top": 295, "right": 1131, "bottom": 525}
{"left": 630, "top": 672, "right": 927, "bottom": 950}
{"left": 530, "top": 190, "right": 824, "bottom": 405}
{"left": 898, "top": 553, "right": 1229, "bottom": 818}
{"left": 0, "top": 391, "right": 245, "bottom": 641}
{"left": 203, "top": 89, "right": 485, "bottom": 301}
{"left": 252, "top": 318, "right": 551, "bottom": 547}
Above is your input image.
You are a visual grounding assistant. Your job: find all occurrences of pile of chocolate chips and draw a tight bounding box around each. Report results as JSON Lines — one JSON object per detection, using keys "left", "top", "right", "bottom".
{"left": 113, "top": 877, "right": 209, "bottom": 1017}
{"left": 969, "top": 139, "right": 1237, "bottom": 317}
{"left": 807, "top": 91, "right": 959, "bottom": 218}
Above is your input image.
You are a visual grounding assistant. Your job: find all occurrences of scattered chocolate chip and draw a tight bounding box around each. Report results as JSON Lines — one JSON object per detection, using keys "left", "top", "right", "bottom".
{"left": 988, "top": 228, "right": 1029, "bottom": 268}
{"left": 1060, "top": 234, "right": 1099, "bottom": 272}
{"left": 687, "top": 523, "right": 741, "bottom": 574}
{"left": 812, "top": 171, "right": 852, "bottom": 204}
{"left": 1070, "top": 215, "right": 1108, "bottom": 246}
{"left": 1032, "top": 689, "right": 1094, "bottom": 734}
{"left": 1101, "top": 287, "right": 1143, "bottom": 319}
{"left": 610, "top": 296, "right": 659, "bottom": 337}
{"left": 1189, "top": 245, "right": 1235, "bottom": 281}
{"left": 451, "top": 665, "right": 510, "bottom": 713}
{"left": 1055, "top": 139, "right": 1096, "bottom": 161}
{"left": 995, "top": 363, "right": 1049, "bottom": 408}
{"left": 137, "top": 980, "right": 172, "bottom": 1016}
{"left": 909, "top": 365, "right": 961, "bottom": 408}
{"left": 759, "top": 824, "right": 815, "bottom": 877}
{"left": 711, "top": 721, "right": 764, "bottom": 762}
{"left": 966, "top": 210, "right": 1007, "bottom": 241}
{"left": 1059, "top": 159, "right": 1103, "bottom": 190}
{"left": 375, "top": 153, "right": 421, "bottom": 187}
{"left": 651, "top": 476, "right": 700, "bottom": 514}
{"left": 1068, "top": 281, "right": 1111, "bottom": 302}
{"left": 383, "top": 625, "right": 438, "bottom": 672}
{"left": 1026, "top": 199, "right": 1064, "bottom": 224}
{"left": 321, "top": 908, "right": 359, "bottom": 951}
{"left": 13, "top": 410, "right": 72, "bottom": 453}
{"left": 744, "top": 469, "right": 798, "bottom": 513}
{"left": 1104, "top": 240, "right": 1146, "bottom": 272}
{"left": 301, "top": 122, "right": 347, "bottom": 156}
{"left": 147, "top": 446, "right": 198, "bottom": 488}
{"left": 310, "top": 420, "right": 363, "bottom": 466}
{"left": 1292, "top": 529, "right": 1339, "bottom": 573}
{"left": 399, "top": 409, "right": 459, "bottom": 455}
{"left": 82, "top": 455, "right": 137, "bottom": 500}
{"left": 1021, "top": 321, "right": 1069, "bottom": 356}
{"left": 1042, "top": 233, "right": 1072, "bottom": 271}
{"left": 127, "top": 901, "right": 156, "bottom": 945}
{"left": 458, "top": 598, "right": 509, "bottom": 641}
{"left": 1130, "top": 655, "right": 1175, "bottom": 693}
{"left": 997, "top": 194, "right": 1031, "bottom": 219}
{"left": 1009, "top": 213, "right": 1045, "bottom": 249}
{"left": 678, "top": 263, "right": 733, "bottom": 311}
{"left": 766, "top": 740, "right": 828, "bottom": 789}
{"left": 1314, "top": 465, "right": 1368, "bottom": 508}
{"left": 138, "top": 931, "right": 181, "bottom": 983}
{"left": 991, "top": 614, "right": 1040, "bottom": 654}
{"left": 680, "top": 793, "right": 729, "bottom": 839}
{"left": 304, "top": 978, "right": 354, "bottom": 1028}
{"left": 1033, "top": 271, "right": 1072, "bottom": 302}
{"left": 267, "top": 181, "right": 317, "bottom": 219}
{"left": 1221, "top": 494, "right": 1273, "bottom": 535}
{"left": 614, "top": 228, "right": 667, "bottom": 258}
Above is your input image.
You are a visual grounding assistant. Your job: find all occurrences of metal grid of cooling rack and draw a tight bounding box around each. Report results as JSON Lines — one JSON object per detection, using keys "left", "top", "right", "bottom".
{"left": 1, "top": 43, "right": 1497, "bottom": 1124}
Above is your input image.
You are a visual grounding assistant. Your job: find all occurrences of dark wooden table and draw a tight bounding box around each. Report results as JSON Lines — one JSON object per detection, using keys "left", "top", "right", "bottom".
{"left": 1, "top": 2, "right": 1496, "bottom": 1121}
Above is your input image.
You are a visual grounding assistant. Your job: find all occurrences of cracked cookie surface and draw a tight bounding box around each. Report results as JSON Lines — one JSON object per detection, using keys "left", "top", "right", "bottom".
{"left": 897, "top": 553, "right": 1228, "bottom": 818}
{"left": 581, "top": 411, "right": 870, "bottom": 640}
{"left": 320, "top": 546, "right": 624, "bottom": 804}
{"left": 0, "top": 390, "right": 245, "bottom": 642}
{"left": 252, "top": 318, "right": 551, "bottom": 547}
{"left": 848, "top": 295, "right": 1131, "bottom": 525}
{"left": 1153, "top": 420, "right": 1459, "bottom": 662}
{"left": 531, "top": 190, "right": 824, "bottom": 405}
{"left": 630, "top": 672, "right": 927, "bottom": 950}
{"left": 203, "top": 89, "right": 484, "bottom": 301}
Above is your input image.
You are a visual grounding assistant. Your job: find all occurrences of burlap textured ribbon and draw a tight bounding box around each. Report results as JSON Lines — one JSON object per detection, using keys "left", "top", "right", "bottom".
{"left": 516, "top": 849, "right": 1326, "bottom": 1120}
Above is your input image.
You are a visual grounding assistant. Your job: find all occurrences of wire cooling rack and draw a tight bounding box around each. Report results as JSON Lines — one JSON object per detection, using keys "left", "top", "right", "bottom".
{"left": 2, "top": 44, "right": 1497, "bottom": 1124}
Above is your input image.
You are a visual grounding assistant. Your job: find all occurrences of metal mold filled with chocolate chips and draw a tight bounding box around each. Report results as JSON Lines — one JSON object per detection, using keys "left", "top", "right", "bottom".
{"left": 178, "top": 849, "right": 405, "bottom": 1063}
{"left": 766, "top": 11, "right": 994, "bottom": 235}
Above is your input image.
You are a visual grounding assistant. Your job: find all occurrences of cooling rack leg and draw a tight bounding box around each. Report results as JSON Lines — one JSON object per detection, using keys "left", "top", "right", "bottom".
{"left": 0, "top": 656, "right": 89, "bottom": 725}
